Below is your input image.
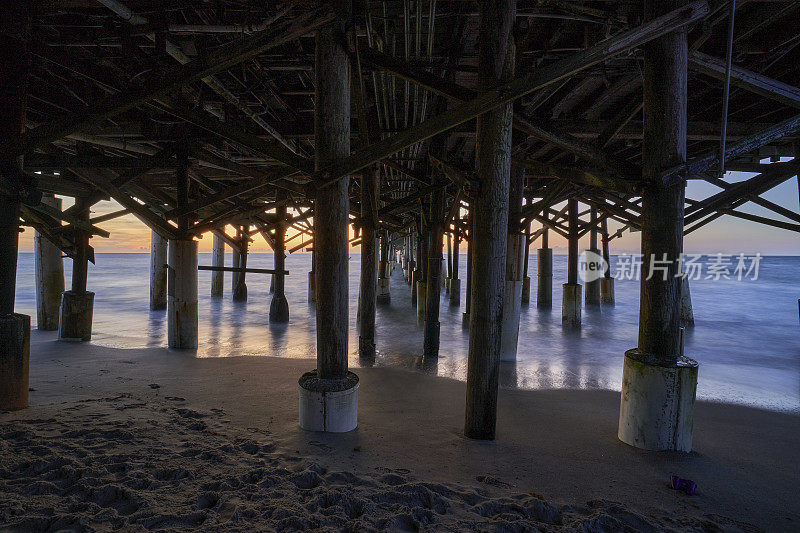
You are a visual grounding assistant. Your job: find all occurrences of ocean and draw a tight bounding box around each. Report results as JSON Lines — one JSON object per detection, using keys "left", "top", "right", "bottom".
{"left": 13, "top": 252, "right": 800, "bottom": 413}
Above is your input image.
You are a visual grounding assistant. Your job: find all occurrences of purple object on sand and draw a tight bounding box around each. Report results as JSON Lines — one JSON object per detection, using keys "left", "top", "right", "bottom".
{"left": 670, "top": 475, "right": 697, "bottom": 495}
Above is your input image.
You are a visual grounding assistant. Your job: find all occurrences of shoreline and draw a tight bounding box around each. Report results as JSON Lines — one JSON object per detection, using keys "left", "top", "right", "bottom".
{"left": 1, "top": 336, "right": 797, "bottom": 530}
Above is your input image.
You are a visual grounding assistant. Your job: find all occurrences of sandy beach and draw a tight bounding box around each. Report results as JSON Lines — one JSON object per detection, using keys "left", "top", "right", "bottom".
{"left": 1, "top": 333, "right": 797, "bottom": 531}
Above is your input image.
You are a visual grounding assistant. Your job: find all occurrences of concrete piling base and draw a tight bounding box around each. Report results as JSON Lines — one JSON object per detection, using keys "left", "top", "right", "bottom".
{"left": 0, "top": 314, "right": 30, "bottom": 411}
{"left": 462, "top": 312, "right": 470, "bottom": 328}
{"left": 449, "top": 278, "right": 461, "bottom": 306}
{"left": 269, "top": 294, "right": 289, "bottom": 322}
{"left": 562, "top": 283, "right": 581, "bottom": 327}
{"left": 601, "top": 277, "right": 615, "bottom": 305}
{"left": 537, "top": 248, "right": 553, "bottom": 308}
{"left": 444, "top": 278, "right": 450, "bottom": 295}
{"left": 298, "top": 371, "right": 359, "bottom": 432}
{"left": 58, "top": 290, "right": 94, "bottom": 342}
{"left": 376, "top": 277, "right": 390, "bottom": 304}
{"left": 416, "top": 281, "right": 427, "bottom": 320}
{"left": 521, "top": 276, "right": 531, "bottom": 304}
{"left": 410, "top": 270, "right": 418, "bottom": 306}
{"left": 167, "top": 239, "right": 198, "bottom": 349}
{"left": 618, "top": 349, "right": 698, "bottom": 452}
{"left": 500, "top": 280, "right": 523, "bottom": 362}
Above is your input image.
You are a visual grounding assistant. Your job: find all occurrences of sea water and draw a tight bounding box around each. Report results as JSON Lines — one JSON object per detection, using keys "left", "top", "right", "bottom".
{"left": 13, "top": 253, "right": 800, "bottom": 413}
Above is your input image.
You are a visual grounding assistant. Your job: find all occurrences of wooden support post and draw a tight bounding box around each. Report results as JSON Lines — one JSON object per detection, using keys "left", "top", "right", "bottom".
{"left": 358, "top": 168, "right": 378, "bottom": 359}
{"left": 0, "top": 1, "right": 31, "bottom": 410}
{"left": 424, "top": 187, "right": 445, "bottom": 357}
{"left": 269, "top": 194, "right": 289, "bottom": 322}
{"left": 299, "top": 0, "right": 358, "bottom": 434}
{"left": 463, "top": 205, "right": 474, "bottom": 325}
{"left": 562, "top": 198, "right": 581, "bottom": 326}
{"left": 59, "top": 198, "right": 94, "bottom": 342}
{"left": 501, "top": 164, "right": 525, "bottom": 361}
{"left": 465, "top": 0, "right": 515, "bottom": 440}
{"left": 537, "top": 226, "right": 553, "bottom": 308}
{"left": 232, "top": 225, "right": 248, "bottom": 302}
{"left": 231, "top": 242, "right": 241, "bottom": 294}
{"left": 619, "top": 0, "right": 698, "bottom": 452}
{"left": 167, "top": 238, "right": 198, "bottom": 349}
{"left": 446, "top": 232, "right": 453, "bottom": 294}
{"left": 35, "top": 194, "right": 64, "bottom": 330}
{"left": 416, "top": 219, "right": 428, "bottom": 319}
{"left": 585, "top": 207, "right": 601, "bottom": 305}
{"left": 150, "top": 230, "right": 168, "bottom": 310}
{"left": 211, "top": 233, "right": 224, "bottom": 297}
{"left": 521, "top": 193, "right": 532, "bottom": 304}
{"left": 600, "top": 218, "right": 615, "bottom": 304}
{"left": 377, "top": 229, "right": 390, "bottom": 304}
{"left": 450, "top": 229, "right": 461, "bottom": 306}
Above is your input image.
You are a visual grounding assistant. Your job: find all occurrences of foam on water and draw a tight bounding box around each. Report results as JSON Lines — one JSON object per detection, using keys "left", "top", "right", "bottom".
{"left": 14, "top": 252, "right": 800, "bottom": 413}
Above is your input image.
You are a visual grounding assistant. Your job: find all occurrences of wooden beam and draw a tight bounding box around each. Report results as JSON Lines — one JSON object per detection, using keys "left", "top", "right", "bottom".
{"left": 70, "top": 168, "right": 178, "bottom": 239}
{"left": 689, "top": 51, "right": 800, "bottom": 109}
{"left": 10, "top": 9, "right": 333, "bottom": 156}
{"left": 315, "top": 1, "right": 709, "bottom": 187}
{"left": 662, "top": 114, "right": 800, "bottom": 185}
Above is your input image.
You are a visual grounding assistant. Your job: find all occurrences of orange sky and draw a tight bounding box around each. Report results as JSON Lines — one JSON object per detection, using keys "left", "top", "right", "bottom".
{"left": 18, "top": 165, "right": 800, "bottom": 255}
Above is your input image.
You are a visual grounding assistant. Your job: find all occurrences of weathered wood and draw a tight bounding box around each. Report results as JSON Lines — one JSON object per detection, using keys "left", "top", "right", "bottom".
{"left": 317, "top": 1, "right": 709, "bottom": 188}
{"left": 12, "top": 9, "right": 333, "bottom": 156}
{"left": 150, "top": 230, "right": 168, "bottom": 310}
{"left": 167, "top": 239, "right": 198, "bottom": 349}
{"left": 465, "top": 0, "right": 516, "bottom": 441}
{"left": 661, "top": 114, "right": 800, "bottom": 185}
{"left": 34, "top": 195, "right": 64, "bottom": 330}
{"left": 70, "top": 199, "right": 90, "bottom": 294}
{"left": 314, "top": 1, "right": 351, "bottom": 380}
{"left": 269, "top": 191, "right": 290, "bottom": 322}
{"left": 567, "top": 198, "right": 579, "bottom": 285}
{"left": 424, "top": 186, "right": 445, "bottom": 357}
{"left": 210, "top": 234, "right": 224, "bottom": 297}
{"left": 689, "top": 51, "right": 800, "bottom": 110}
{"left": 638, "top": 0, "right": 688, "bottom": 364}
{"left": 232, "top": 225, "right": 249, "bottom": 302}
{"left": 358, "top": 168, "right": 378, "bottom": 359}
{"left": 0, "top": 1, "right": 30, "bottom": 316}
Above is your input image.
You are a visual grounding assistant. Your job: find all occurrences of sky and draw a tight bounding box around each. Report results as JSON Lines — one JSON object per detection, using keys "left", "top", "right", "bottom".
{"left": 18, "top": 163, "right": 800, "bottom": 256}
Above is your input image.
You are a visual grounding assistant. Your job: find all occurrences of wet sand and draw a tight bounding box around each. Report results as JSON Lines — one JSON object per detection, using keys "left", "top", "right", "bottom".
{"left": 1, "top": 334, "right": 797, "bottom": 531}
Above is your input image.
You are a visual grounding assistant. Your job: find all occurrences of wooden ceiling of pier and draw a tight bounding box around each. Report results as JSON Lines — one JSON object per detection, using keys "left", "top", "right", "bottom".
{"left": 11, "top": 0, "right": 800, "bottom": 253}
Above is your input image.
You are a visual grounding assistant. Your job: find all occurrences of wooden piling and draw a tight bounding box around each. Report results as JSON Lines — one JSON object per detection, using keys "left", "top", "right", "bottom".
{"left": 150, "top": 230, "right": 168, "bottom": 310}
{"left": 35, "top": 194, "right": 65, "bottom": 330}
{"left": 269, "top": 193, "right": 289, "bottom": 322}
{"left": 232, "top": 225, "right": 248, "bottom": 302}
{"left": 59, "top": 198, "right": 94, "bottom": 341}
{"left": 210, "top": 233, "right": 224, "bottom": 297}
{"left": 585, "top": 207, "right": 601, "bottom": 305}
{"left": 464, "top": 0, "right": 516, "bottom": 440}
{"left": 424, "top": 187, "right": 445, "bottom": 357}
{"left": 562, "top": 198, "right": 581, "bottom": 326}
{"left": 358, "top": 167, "right": 378, "bottom": 358}
{"left": 312, "top": 0, "right": 351, "bottom": 381}
{"left": 618, "top": 0, "right": 698, "bottom": 452}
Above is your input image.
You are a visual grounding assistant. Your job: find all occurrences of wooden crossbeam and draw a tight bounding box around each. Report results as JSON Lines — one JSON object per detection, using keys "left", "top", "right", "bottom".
{"left": 9, "top": 9, "right": 333, "bottom": 157}
{"left": 364, "top": 47, "right": 638, "bottom": 179}
{"left": 70, "top": 168, "right": 178, "bottom": 239}
{"left": 315, "top": 1, "right": 709, "bottom": 187}
{"left": 662, "top": 114, "right": 800, "bottom": 185}
{"left": 689, "top": 51, "right": 800, "bottom": 109}
{"left": 512, "top": 157, "right": 637, "bottom": 195}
